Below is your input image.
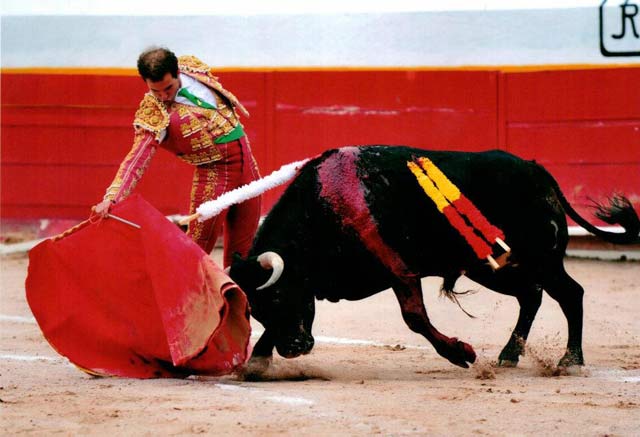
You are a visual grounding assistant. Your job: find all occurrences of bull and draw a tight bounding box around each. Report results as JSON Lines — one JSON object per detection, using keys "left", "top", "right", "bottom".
{"left": 228, "top": 146, "right": 640, "bottom": 372}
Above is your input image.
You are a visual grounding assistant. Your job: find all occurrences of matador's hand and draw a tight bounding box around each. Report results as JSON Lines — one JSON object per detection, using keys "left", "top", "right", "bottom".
{"left": 92, "top": 199, "right": 113, "bottom": 217}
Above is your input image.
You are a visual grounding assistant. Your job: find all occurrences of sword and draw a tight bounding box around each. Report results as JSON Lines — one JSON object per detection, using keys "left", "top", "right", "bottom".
{"left": 107, "top": 213, "right": 141, "bottom": 229}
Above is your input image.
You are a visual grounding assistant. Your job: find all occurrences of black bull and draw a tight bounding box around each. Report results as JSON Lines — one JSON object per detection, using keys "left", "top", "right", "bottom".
{"left": 229, "top": 146, "right": 640, "bottom": 370}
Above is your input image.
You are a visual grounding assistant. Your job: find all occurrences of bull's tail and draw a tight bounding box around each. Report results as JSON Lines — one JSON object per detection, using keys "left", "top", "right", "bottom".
{"left": 541, "top": 165, "right": 640, "bottom": 245}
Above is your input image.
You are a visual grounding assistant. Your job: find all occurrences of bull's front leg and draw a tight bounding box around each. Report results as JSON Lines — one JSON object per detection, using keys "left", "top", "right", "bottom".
{"left": 392, "top": 278, "right": 476, "bottom": 368}
{"left": 241, "top": 329, "right": 274, "bottom": 377}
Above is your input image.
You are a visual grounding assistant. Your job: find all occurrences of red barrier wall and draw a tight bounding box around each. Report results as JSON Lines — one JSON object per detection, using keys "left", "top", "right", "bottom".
{"left": 2, "top": 67, "right": 639, "bottom": 221}
{"left": 504, "top": 69, "right": 640, "bottom": 210}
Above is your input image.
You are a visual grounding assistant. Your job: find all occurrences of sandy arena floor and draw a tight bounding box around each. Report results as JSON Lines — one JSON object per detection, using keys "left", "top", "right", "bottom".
{"left": 1, "top": 250, "right": 639, "bottom": 435}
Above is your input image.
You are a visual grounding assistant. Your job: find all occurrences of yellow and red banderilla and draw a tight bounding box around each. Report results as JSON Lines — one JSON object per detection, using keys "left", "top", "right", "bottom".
{"left": 407, "top": 157, "right": 510, "bottom": 270}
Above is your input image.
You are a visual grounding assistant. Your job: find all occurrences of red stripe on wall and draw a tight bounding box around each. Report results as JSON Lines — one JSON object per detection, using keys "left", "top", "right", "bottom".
{"left": 501, "top": 67, "right": 640, "bottom": 223}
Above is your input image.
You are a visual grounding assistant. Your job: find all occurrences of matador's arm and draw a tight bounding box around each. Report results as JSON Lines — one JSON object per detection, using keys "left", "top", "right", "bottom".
{"left": 103, "top": 129, "right": 159, "bottom": 203}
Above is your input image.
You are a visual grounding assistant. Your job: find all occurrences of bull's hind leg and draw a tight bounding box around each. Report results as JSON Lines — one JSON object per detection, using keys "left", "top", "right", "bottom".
{"left": 392, "top": 278, "right": 476, "bottom": 368}
{"left": 465, "top": 269, "right": 543, "bottom": 367}
{"left": 497, "top": 285, "right": 543, "bottom": 366}
{"left": 541, "top": 264, "right": 585, "bottom": 367}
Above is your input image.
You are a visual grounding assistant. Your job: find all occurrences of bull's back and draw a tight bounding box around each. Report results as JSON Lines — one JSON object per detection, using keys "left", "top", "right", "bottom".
{"left": 358, "top": 146, "right": 565, "bottom": 268}
{"left": 254, "top": 146, "right": 563, "bottom": 300}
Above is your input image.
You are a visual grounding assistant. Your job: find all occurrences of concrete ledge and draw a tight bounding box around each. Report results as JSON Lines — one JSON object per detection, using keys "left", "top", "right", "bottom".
{"left": 566, "top": 249, "right": 640, "bottom": 261}
{"left": 567, "top": 226, "right": 624, "bottom": 236}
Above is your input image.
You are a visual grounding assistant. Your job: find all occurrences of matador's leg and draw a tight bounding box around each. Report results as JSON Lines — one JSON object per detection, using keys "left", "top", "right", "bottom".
{"left": 187, "top": 163, "right": 228, "bottom": 255}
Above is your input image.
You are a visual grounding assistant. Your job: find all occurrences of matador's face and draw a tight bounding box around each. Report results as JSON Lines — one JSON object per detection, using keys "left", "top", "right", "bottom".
{"left": 146, "top": 72, "right": 180, "bottom": 104}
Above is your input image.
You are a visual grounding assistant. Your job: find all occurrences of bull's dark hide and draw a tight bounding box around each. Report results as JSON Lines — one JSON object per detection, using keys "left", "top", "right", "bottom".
{"left": 230, "top": 146, "right": 639, "bottom": 371}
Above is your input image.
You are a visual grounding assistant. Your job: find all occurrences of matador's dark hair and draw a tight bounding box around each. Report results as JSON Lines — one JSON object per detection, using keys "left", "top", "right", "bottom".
{"left": 137, "top": 47, "right": 179, "bottom": 81}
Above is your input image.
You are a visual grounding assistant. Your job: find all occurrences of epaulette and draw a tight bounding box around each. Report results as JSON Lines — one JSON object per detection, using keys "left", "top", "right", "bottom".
{"left": 178, "top": 55, "right": 212, "bottom": 75}
{"left": 133, "top": 94, "right": 170, "bottom": 140}
{"left": 177, "top": 54, "right": 249, "bottom": 118}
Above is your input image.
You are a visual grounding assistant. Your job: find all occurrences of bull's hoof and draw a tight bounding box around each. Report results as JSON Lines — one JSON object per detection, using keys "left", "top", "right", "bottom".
{"left": 497, "top": 359, "right": 519, "bottom": 368}
{"left": 442, "top": 338, "right": 476, "bottom": 368}
{"left": 498, "top": 336, "right": 525, "bottom": 367}
{"left": 558, "top": 350, "right": 584, "bottom": 368}
{"left": 497, "top": 348, "right": 522, "bottom": 367}
{"left": 238, "top": 355, "right": 273, "bottom": 380}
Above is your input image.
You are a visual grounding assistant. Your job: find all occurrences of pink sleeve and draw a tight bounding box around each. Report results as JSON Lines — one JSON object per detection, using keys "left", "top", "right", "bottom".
{"left": 103, "top": 129, "right": 158, "bottom": 203}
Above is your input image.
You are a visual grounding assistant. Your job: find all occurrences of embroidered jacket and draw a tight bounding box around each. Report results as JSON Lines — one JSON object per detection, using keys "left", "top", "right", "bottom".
{"left": 103, "top": 55, "right": 249, "bottom": 202}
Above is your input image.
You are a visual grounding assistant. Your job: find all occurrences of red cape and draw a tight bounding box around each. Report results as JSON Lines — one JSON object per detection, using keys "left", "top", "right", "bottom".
{"left": 26, "top": 194, "right": 251, "bottom": 378}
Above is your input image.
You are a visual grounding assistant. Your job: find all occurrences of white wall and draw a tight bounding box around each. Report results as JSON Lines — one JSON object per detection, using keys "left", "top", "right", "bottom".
{"left": 1, "top": 1, "right": 639, "bottom": 68}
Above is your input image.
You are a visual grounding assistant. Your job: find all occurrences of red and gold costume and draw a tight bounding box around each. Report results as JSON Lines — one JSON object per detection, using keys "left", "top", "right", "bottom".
{"left": 103, "top": 56, "right": 261, "bottom": 266}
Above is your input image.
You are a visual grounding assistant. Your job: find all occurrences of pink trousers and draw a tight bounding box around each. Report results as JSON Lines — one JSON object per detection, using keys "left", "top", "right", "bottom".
{"left": 187, "top": 137, "right": 261, "bottom": 267}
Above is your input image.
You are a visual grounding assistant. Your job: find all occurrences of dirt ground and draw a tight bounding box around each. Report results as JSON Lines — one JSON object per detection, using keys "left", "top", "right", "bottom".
{"left": 1, "top": 249, "right": 639, "bottom": 436}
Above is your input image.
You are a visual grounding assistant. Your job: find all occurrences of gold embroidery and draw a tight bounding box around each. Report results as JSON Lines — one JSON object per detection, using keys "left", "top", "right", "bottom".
{"left": 190, "top": 133, "right": 214, "bottom": 151}
{"left": 103, "top": 131, "right": 157, "bottom": 202}
{"left": 203, "top": 168, "right": 217, "bottom": 200}
{"left": 177, "top": 106, "right": 192, "bottom": 119}
{"left": 189, "top": 220, "right": 203, "bottom": 241}
{"left": 178, "top": 55, "right": 211, "bottom": 74}
{"left": 208, "top": 112, "right": 228, "bottom": 138}
{"left": 179, "top": 147, "right": 223, "bottom": 165}
{"left": 133, "top": 94, "right": 169, "bottom": 140}
{"left": 172, "top": 101, "right": 237, "bottom": 142}
{"left": 174, "top": 102, "right": 215, "bottom": 117}
{"left": 120, "top": 152, "right": 154, "bottom": 199}
{"left": 103, "top": 184, "right": 121, "bottom": 201}
{"left": 188, "top": 166, "right": 218, "bottom": 241}
{"left": 219, "top": 105, "right": 239, "bottom": 126}
{"left": 180, "top": 117, "right": 203, "bottom": 137}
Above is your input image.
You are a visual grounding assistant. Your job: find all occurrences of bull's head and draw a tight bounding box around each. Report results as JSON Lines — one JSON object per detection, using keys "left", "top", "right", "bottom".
{"left": 229, "top": 252, "right": 315, "bottom": 359}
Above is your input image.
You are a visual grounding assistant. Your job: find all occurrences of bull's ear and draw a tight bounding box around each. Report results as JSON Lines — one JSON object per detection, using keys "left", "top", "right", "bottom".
{"left": 228, "top": 252, "right": 252, "bottom": 272}
{"left": 224, "top": 252, "right": 245, "bottom": 275}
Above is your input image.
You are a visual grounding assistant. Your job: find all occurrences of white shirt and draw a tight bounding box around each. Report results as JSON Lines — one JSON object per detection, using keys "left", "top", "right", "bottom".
{"left": 175, "top": 73, "right": 218, "bottom": 109}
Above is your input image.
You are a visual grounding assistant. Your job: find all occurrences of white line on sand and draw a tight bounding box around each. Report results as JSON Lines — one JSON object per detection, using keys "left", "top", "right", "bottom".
{"left": 0, "top": 238, "right": 46, "bottom": 255}
{"left": 4, "top": 316, "right": 424, "bottom": 350}
{"left": 216, "top": 383, "right": 314, "bottom": 406}
{"left": 0, "top": 354, "right": 61, "bottom": 362}
{"left": 0, "top": 315, "right": 37, "bottom": 324}
{"left": 251, "top": 329, "right": 430, "bottom": 350}
{"left": 0, "top": 350, "right": 316, "bottom": 407}
{"left": 588, "top": 368, "right": 640, "bottom": 383}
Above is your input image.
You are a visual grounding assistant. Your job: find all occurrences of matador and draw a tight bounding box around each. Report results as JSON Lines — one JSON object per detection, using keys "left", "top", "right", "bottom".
{"left": 94, "top": 48, "right": 261, "bottom": 267}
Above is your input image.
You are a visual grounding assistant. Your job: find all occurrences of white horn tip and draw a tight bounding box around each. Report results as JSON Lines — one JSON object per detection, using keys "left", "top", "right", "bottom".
{"left": 256, "top": 251, "right": 284, "bottom": 290}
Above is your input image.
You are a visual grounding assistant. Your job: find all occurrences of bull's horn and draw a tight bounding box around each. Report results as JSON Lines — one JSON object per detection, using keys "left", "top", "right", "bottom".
{"left": 256, "top": 251, "right": 284, "bottom": 290}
